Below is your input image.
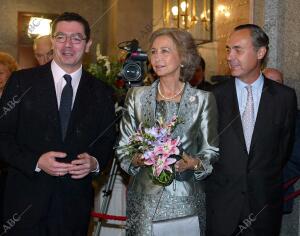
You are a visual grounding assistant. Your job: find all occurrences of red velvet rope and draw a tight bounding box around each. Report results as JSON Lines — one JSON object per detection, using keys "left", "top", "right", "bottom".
{"left": 91, "top": 211, "right": 127, "bottom": 221}
{"left": 284, "top": 176, "right": 300, "bottom": 202}
{"left": 284, "top": 176, "right": 300, "bottom": 189}
{"left": 285, "top": 189, "right": 300, "bottom": 202}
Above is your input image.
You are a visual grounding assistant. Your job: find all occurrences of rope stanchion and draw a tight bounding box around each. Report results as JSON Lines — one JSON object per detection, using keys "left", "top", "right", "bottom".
{"left": 92, "top": 158, "right": 126, "bottom": 236}
{"left": 91, "top": 211, "right": 127, "bottom": 221}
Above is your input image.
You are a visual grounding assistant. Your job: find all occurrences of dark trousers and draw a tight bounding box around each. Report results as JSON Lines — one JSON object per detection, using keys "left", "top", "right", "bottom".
{"left": 231, "top": 199, "right": 256, "bottom": 236}
{"left": 0, "top": 164, "right": 7, "bottom": 225}
{"left": 5, "top": 191, "right": 89, "bottom": 236}
{"left": 231, "top": 197, "right": 281, "bottom": 236}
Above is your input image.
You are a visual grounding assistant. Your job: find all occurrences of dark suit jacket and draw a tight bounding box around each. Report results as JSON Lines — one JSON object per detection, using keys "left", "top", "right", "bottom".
{"left": 283, "top": 110, "right": 300, "bottom": 213}
{"left": 0, "top": 62, "right": 116, "bottom": 230}
{"left": 206, "top": 77, "right": 297, "bottom": 236}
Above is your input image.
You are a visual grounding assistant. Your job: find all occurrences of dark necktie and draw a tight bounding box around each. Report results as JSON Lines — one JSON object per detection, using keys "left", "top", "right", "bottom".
{"left": 59, "top": 74, "right": 73, "bottom": 140}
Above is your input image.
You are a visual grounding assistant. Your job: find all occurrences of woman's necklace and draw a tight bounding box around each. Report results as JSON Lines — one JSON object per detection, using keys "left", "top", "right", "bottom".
{"left": 158, "top": 82, "right": 185, "bottom": 100}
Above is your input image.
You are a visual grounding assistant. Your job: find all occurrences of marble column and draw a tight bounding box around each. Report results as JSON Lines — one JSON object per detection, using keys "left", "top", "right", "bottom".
{"left": 263, "top": 1, "right": 300, "bottom": 235}
{"left": 263, "top": 0, "right": 282, "bottom": 68}
{"left": 263, "top": 0, "right": 300, "bottom": 106}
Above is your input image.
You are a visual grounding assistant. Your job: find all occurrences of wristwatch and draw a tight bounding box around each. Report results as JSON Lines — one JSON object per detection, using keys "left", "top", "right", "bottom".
{"left": 193, "top": 158, "right": 201, "bottom": 171}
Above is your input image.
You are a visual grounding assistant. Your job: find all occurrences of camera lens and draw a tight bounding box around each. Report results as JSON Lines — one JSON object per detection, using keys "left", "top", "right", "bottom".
{"left": 123, "top": 62, "right": 142, "bottom": 81}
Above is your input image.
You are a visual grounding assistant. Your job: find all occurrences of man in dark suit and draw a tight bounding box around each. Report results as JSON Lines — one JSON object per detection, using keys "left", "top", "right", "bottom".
{"left": 206, "top": 24, "right": 297, "bottom": 236}
{"left": 0, "top": 12, "right": 116, "bottom": 236}
{"left": 190, "top": 55, "right": 213, "bottom": 91}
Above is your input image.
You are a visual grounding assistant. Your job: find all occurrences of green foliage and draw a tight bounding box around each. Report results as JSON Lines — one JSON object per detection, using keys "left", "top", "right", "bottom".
{"left": 86, "top": 46, "right": 127, "bottom": 102}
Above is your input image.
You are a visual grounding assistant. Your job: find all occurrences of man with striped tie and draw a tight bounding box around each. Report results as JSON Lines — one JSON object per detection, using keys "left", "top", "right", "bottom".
{"left": 206, "top": 24, "right": 297, "bottom": 236}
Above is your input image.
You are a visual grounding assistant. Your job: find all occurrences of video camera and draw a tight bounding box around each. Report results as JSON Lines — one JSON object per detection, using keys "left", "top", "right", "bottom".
{"left": 118, "top": 39, "right": 148, "bottom": 87}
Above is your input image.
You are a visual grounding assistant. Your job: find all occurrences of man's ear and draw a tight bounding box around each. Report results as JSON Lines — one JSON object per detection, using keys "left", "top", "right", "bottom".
{"left": 257, "top": 47, "right": 267, "bottom": 60}
{"left": 85, "top": 39, "right": 92, "bottom": 53}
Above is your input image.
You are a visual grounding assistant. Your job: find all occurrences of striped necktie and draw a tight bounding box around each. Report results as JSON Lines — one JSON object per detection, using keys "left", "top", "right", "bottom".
{"left": 242, "top": 85, "right": 255, "bottom": 153}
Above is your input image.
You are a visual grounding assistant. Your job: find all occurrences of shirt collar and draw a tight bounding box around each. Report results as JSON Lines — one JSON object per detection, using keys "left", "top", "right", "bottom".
{"left": 51, "top": 60, "right": 82, "bottom": 85}
{"left": 235, "top": 73, "right": 264, "bottom": 91}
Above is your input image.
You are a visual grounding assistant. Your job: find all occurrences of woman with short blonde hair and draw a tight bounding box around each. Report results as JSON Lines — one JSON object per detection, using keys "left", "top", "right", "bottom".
{"left": 117, "top": 28, "right": 219, "bottom": 235}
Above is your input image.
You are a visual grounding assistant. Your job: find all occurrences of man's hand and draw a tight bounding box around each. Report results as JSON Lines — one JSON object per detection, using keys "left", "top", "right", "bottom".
{"left": 68, "top": 153, "right": 97, "bottom": 179}
{"left": 37, "top": 151, "right": 72, "bottom": 176}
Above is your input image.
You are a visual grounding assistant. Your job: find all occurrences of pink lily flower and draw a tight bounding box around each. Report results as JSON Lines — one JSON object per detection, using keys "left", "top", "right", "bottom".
{"left": 143, "top": 151, "right": 157, "bottom": 166}
{"left": 153, "top": 155, "right": 177, "bottom": 176}
{"left": 154, "top": 137, "right": 181, "bottom": 158}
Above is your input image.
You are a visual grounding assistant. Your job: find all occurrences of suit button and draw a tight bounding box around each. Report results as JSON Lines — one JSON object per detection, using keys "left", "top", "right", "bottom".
{"left": 241, "top": 191, "right": 246, "bottom": 195}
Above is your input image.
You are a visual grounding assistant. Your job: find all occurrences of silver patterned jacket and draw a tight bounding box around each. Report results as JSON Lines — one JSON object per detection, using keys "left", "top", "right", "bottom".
{"left": 116, "top": 80, "right": 219, "bottom": 197}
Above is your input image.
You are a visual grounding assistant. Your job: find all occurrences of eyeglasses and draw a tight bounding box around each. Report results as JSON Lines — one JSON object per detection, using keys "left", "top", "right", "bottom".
{"left": 53, "top": 33, "right": 87, "bottom": 44}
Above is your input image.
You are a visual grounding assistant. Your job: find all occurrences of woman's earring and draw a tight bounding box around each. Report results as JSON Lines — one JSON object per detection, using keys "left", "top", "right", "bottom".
{"left": 180, "top": 64, "right": 184, "bottom": 68}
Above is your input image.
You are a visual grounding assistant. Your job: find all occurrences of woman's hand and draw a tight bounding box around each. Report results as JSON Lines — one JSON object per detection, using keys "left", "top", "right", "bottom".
{"left": 175, "top": 153, "right": 201, "bottom": 172}
{"left": 131, "top": 153, "right": 145, "bottom": 167}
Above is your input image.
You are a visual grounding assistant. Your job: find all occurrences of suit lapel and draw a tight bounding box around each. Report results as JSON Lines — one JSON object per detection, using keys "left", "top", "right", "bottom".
{"left": 220, "top": 78, "right": 274, "bottom": 157}
{"left": 228, "top": 80, "right": 248, "bottom": 152}
{"left": 141, "top": 80, "right": 158, "bottom": 125}
{"left": 249, "top": 78, "right": 274, "bottom": 153}
{"left": 37, "top": 63, "right": 61, "bottom": 137}
{"left": 65, "top": 70, "right": 92, "bottom": 140}
{"left": 177, "top": 82, "right": 192, "bottom": 121}
{"left": 216, "top": 79, "right": 246, "bottom": 151}
{"left": 37, "top": 63, "right": 59, "bottom": 110}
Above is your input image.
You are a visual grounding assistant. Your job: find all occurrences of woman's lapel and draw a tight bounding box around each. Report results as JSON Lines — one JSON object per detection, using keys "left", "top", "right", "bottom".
{"left": 141, "top": 80, "right": 159, "bottom": 126}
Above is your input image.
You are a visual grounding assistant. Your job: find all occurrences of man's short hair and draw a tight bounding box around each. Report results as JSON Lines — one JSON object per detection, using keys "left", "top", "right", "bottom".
{"left": 234, "top": 24, "right": 269, "bottom": 60}
{"left": 51, "top": 12, "right": 91, "bottom": 41}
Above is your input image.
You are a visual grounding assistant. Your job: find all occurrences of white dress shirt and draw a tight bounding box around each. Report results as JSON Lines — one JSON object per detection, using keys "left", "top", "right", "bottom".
{"left": 36, "top": 60, "right": 99, "bottom": 173}
{"left": 51, "top": 60, "right": 81, "bottom": 109}
{"left": 235, "top": 73, "right": 264, "bottom": 121}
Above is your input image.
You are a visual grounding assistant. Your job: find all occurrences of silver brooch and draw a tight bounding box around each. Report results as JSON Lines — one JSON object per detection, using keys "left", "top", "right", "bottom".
{"left": 189, "top": 96, "right": 196, "bottom": 102}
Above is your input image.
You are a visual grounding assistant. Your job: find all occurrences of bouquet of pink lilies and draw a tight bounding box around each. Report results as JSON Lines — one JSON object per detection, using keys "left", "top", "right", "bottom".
{"left": 126, "top": 116, "right": 182, "bottom": 186}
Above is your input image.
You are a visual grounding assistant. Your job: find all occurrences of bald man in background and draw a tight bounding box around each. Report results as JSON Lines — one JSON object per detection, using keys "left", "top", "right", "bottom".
{"left": 263, "top": 68, "right": 284, "bottom": 84}
{"left": 33, "top": 35, "right": 53, "bottom": 65}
